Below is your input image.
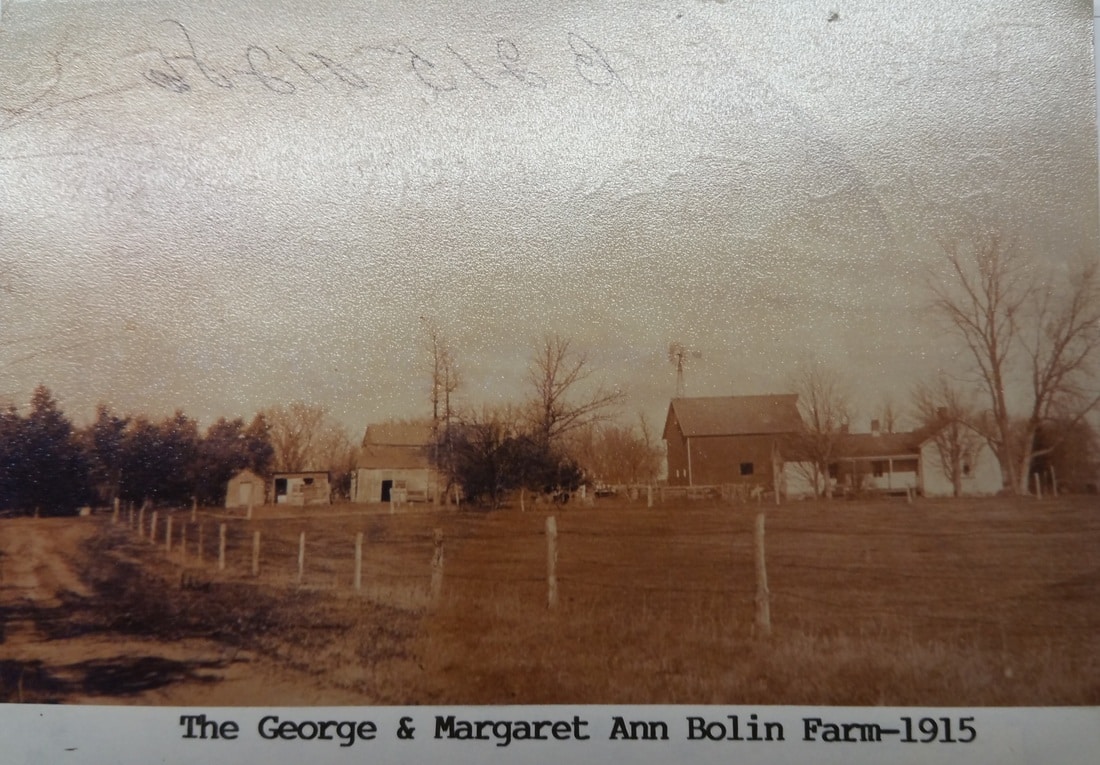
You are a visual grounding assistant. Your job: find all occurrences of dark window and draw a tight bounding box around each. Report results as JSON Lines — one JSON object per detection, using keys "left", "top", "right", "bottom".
{"left": 740, "top": 462, "right": 754, "bottom": 476}
{"left": 303, "top": 477, "right": 314, "bottom": 485}
{"left": 872, "top": 460, "right": 886, "bottom": 477}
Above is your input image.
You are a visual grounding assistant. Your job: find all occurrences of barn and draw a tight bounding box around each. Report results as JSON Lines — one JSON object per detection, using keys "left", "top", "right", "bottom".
{"left": 225, "top": 469, "right": 266, "bottom": 509}
{"left": 351, "top": 420, "right": 442, "bottom": 504}
{"left": 663, "top": 395, "right": 802, "bottom": 489}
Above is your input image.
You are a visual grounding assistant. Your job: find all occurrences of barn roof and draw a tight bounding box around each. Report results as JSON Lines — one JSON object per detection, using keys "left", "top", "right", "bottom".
{"left": 358, "top": 443, "right": 433, "bottom": 470}
{"left": 361, "top": 420, "right": 434, "bottom": 448}
{"left": 664, "top": 395, "right": 803, "bottom": 439}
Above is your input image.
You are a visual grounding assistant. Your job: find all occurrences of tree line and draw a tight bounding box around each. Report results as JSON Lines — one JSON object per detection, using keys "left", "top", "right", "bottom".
{"left": 0, "top": 387, "right": 358, "bottom": 515}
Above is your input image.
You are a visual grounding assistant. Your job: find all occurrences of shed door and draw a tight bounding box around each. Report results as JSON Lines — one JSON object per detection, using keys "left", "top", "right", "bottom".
{"left": 239, "top": 483, "right": 253, "bottom": 507}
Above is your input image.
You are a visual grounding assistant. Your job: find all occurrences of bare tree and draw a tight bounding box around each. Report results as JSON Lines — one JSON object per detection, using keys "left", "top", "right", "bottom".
{"left": 877, "top": 394, "right": 902, "bottom": 434}
{"left": 787, "top": 358, "right": 853, "bottom": 499}
{"left": 421, "top": 316, "right": 461, "bottom": 432}
{"left": 526, "top": 333, "right": 625, "bottom": 447}
{"left": 1015, "top": 259, "right": 1100, "bottom": 490}
{"left": 929, "top": 233, "right": 1100, "bottom": 492}
{"left": 912, "top": 374, "right": 983, "bottom": 497}
{"left": 568, "top": 412, "right": 663, "bottom": 486}
{"left": 262, "top": 401, "right": 328, "bottom": 473}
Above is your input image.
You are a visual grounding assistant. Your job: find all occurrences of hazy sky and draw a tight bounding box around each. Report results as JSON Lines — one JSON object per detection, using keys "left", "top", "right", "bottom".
{"left": 1, "top": 0, "right": 1096, "bottom": 439}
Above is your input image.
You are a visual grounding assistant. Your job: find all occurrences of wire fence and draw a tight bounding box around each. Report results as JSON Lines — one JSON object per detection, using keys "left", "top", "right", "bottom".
{"left": 106, "top": 495, "right": 1100, "bottom": 642}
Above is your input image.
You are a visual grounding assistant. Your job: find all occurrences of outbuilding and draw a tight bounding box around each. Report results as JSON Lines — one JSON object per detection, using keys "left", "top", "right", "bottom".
{"left": 225, "top": 469, "right": 266, "bottom": 509}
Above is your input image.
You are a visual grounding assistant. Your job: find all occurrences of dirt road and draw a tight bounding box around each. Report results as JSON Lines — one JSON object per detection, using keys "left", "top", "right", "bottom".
{"left": 0, "top": 517, "right": 368, "bottom": 704}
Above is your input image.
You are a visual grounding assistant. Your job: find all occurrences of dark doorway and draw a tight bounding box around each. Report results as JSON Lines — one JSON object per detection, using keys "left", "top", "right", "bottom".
{"left": 274, "top": 477, "right": 288, "bottom": 502}
{"left": 381, "top": 479, "right": 393, "bottom": 502}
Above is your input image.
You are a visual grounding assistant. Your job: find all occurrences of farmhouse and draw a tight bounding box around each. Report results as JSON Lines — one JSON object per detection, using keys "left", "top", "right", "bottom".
{"left": 272, "top": 471, "right": 331, "bottom": 506}
{"left": 916, "top": 420, "right": 1003, "bottom": 497}
{"left": 351, "top": 420, "right": 441, "bottom": 504}
{"left": 663, "top": 395, "right": 801, "bottom": 489}
{"left": 787, "top": 419, "right": 1004, "bottom": 499}
{"left": 225, "top": 468, "right": 266, "bottom": 509}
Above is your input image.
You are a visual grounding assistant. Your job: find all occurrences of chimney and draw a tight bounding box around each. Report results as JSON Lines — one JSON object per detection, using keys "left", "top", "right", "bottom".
{"left": 871, "top": 419, "right": 881, "bottom": 437}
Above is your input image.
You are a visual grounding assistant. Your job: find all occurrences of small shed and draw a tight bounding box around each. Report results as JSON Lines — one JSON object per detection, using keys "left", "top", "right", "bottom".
{"left": 226, "top": 469, "right": 266, "bottom": 509}
{"left": 272, "top": 471, "right": 331, "bottom": 506}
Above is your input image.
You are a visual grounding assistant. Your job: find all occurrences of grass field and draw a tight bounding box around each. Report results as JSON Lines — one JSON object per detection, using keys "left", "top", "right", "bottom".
{"left": 27, "top": 494, "right": 1100, "bottom": 705}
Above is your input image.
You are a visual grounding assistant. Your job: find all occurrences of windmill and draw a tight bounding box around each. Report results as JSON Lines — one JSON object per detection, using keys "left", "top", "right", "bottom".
{"left": 668, "top": 342, "right": 702, "bottom": 398}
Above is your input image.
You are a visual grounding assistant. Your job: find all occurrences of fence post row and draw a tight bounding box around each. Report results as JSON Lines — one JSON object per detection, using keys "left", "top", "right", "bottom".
{"left": 546, "top": 515, "right": 559, "bottom": 609}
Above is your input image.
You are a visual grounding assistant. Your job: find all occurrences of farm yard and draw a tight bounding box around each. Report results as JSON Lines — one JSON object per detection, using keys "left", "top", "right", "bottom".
{"left": 1, "top": 494, "right": 1099, "bottom": 706}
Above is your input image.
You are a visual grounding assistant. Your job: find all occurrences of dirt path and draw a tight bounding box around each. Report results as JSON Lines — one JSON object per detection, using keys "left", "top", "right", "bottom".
{"left": 0, "top": 517, "right": 368, "bottom": 705}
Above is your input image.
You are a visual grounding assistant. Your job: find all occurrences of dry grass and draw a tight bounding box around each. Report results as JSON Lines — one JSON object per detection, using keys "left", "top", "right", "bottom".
{"left": 86, "top": 495, "right": 1100, "bottom": 704}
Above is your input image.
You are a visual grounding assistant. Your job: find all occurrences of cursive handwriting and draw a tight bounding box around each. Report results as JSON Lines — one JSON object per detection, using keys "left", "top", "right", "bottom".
{"left": 143, "top": 19, "right": 623, "bottom": 97}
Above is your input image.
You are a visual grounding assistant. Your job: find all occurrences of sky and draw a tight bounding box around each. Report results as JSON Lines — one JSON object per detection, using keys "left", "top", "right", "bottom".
{"left": 1, "top": 0, "right": 1097, "bottom": 441}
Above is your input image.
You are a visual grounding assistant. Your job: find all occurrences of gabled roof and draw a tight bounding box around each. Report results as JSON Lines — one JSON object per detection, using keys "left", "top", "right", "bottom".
{"left": 228, "top": 468, "right": 265, "bottom": 483}
{"left": 664, "top": 395, "right": 803, "bottom": 439}
{"left": 361, "top": 420, "right": 434, "bottom": 448}
{"left": 358, "top": 443, "right": 433, "bottom": 470}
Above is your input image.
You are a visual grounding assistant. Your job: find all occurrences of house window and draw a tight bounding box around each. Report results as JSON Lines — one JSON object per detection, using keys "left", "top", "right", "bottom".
{"left": 303, "top": 477, "right": 314, "bottom": 486}
{"left": 872, "top": 460, "right": 886, "bottom": 477}
{"left": 740, "top": 462, "right": 754, "bottom": 476}
{"left": 962, "top": 454, "right": 973, "bottom": 477}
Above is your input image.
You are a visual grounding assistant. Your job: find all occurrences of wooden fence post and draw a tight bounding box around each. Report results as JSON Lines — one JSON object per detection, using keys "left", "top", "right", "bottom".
{"left": 1033, "top": 472, "right": 1043, "bottom": 499}
{"left": 354, "top": 532, "right": 364, "bottom": 592}
{"left": 647, "top": 485, "right": 653, "bottom": 508}
{"left": 297, "top": 531, "right": 306, "bottom": 585}
{"left": 247, "top": 494, "right": 253, "bottom": 521}
{"left": 180, "top": 523, "right": 187, "bottom": 563}
{"left": 165, "top": 516, "right": 173, "bottom": 554}
{"left": 753, "top": 512, "right": 771, "bottom": 638}
{"left": 252, "top": 531, "right": 261, "bottom": 577}
{"left": 197, "top": 523, "right": 205, "bottom": 565}
{"left": 546, "top": 515, "right": 559, "bottom": 609}
{"left": 149, "top": 511, "right": 158, "bottom": 543}
{"left": 112, "top": 497, "right": 119, "bottom": 525}
{"left": 128, "top": 502, "right": 134, "bottom": 528}
{"left": 430, "top": 528, "right": 444, "bottom": 604}
{"left": 1051, "top": 466, "right": 1058, "bottom": 498}
{"left": 218, "top": 523, "right": 227, "bottom": 572}
{"left": 138, "top": 505, "right": 145, "bottom": 537}
{"left": 191, "top": 497, "right": 197, "bottom": 523}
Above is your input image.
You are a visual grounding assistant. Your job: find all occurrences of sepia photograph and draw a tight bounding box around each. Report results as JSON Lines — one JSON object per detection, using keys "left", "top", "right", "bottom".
{"left": 1, "top": 0, "right": 1098, "bottom": 715}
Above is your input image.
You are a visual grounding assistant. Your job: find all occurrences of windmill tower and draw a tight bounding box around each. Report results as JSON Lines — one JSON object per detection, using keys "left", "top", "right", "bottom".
{"left": 668, "top": 342, "right": 702, "bottom": 398}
